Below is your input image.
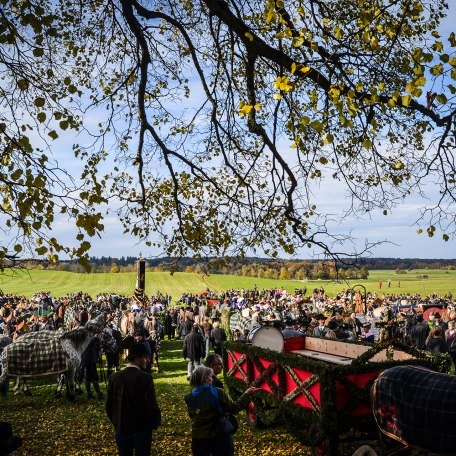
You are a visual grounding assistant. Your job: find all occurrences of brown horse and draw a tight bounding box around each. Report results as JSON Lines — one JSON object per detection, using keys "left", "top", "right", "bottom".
{"left": 143, "top": 315, "right": 162, "bottom": 372}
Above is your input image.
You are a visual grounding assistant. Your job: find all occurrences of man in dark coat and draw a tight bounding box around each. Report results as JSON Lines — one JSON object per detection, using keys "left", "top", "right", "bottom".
{"left": 164, "top": 310, "right": 175, "bottom": 340}
{"left": 179, "top": 315, "right": 194, "bottom": 340}
{"left": 106, "top": 325, "right": 123, "bottom": 378}
{"left": 410, "top": 314, "right": 430, "bottom": 350}
{"left": 106, "top": 343, "right": 161, "bottom": 456}
{"left": 183, "top": 324, "right": 205, "bottom": 380}
{"left": 209, "top": 321, "right": 226, "bottom": 356}
{"left": 77, "top": 337, "right": 103, "bottom": 399}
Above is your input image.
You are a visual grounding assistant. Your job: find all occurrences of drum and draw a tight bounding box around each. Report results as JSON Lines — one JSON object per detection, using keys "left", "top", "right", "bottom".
{"left": 249, "top": 325, "right": 284, "bottom": 352}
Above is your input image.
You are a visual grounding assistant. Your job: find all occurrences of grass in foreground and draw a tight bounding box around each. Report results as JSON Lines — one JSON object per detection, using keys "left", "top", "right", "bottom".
{"left": 0, "top": 340, "right": 310, "bottom": 456}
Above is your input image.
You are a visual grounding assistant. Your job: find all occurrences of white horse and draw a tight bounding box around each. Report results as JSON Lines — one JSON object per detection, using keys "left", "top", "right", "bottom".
{"left": 0, "top": 320, "right": 105, "bottom": 401}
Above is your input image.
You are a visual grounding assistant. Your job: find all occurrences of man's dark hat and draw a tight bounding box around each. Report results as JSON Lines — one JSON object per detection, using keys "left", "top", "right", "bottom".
{"left": 328, "top": 320, "right": 338, "bottom": 330}
{"left": 315, "top": 314, "right": 326, "bottom": 321}
{"left": 128, "top": 343, "right": 150, "bottom": 360}
{"left": 0, "top": 422, "right": 22, "bottom": 456}
{"left": 434, "top": 312, "right": 441, "bottom": 319}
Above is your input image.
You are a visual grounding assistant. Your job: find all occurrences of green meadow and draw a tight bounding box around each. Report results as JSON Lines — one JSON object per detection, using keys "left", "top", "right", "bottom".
{"left": 0, "top": 268, "right": 454, "bottom": 299}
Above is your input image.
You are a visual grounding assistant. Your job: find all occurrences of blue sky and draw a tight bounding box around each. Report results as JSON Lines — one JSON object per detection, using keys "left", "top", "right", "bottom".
{"left": 9, "top": 1, "right": 456, "bottom": 261}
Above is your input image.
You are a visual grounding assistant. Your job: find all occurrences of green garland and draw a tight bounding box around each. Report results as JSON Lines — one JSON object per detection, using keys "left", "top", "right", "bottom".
{"left": 223, "top": 339, "right": 449, "bottom": 447}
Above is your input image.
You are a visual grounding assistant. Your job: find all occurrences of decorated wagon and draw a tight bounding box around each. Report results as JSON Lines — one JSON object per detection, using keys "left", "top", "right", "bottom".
{"left": 224, "top": 326, "right": 448, "bottom": 456}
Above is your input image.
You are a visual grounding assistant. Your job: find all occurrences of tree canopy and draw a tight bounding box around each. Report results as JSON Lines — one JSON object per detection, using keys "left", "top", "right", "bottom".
{"left": 0, "top": 0, "right": 455, "bottom": 269}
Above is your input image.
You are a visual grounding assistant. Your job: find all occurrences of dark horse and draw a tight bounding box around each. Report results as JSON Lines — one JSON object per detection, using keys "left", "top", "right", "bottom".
{"left": 371, "top": 365, "right": 456, "bottom": 454}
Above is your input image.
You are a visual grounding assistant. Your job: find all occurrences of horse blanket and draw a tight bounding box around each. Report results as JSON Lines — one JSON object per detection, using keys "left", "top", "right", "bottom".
{"left": 229, "top": 313, "right": 251, "bottom": 335}
{"left": 372, "top": 365, "right": 456, "bottom": 453}
{"left": 64, "top": 306, "right": 77, "bottom": 329}
{"left": 5, "top": 335, "right": 68, "bottom": 377}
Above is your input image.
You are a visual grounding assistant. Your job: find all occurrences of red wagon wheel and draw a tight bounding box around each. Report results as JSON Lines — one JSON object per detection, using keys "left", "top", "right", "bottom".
{"left": 246, "top": 400, "right": 263, "bottom": 428}
{"left": 309, "top": 425, "right": 330, "bottom": 456}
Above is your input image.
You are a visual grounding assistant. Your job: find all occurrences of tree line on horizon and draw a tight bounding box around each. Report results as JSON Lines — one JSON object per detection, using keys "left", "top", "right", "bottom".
{"left": 21, "top": 256, "right": 456, "bottom": 280}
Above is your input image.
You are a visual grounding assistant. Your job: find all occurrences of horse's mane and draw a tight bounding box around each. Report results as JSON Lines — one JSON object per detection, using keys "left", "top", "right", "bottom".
{"left": 60, "top": 327, "right": 89, "bottom": 346}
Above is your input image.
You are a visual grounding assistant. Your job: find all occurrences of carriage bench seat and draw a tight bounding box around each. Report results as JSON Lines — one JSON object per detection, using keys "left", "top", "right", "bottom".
{"left": 289, "top": 336, "right": 371, "bottom": 365}
{"left": 289, "top": 336, "right": 416, "bottom": 364}
{"left": 291, "top": 349, "right": 354, "bottom": 365}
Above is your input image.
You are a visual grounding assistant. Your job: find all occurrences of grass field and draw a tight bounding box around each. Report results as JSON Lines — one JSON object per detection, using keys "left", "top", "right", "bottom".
{"left": 0, "top": 268, "right": 454, "bottom": 299}
{"left": 0, "top": 340, "right": 312, "bottom": 456}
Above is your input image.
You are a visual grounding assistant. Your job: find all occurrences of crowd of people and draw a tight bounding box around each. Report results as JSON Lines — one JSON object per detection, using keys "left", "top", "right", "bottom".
{"left": 1, "top": 286, "right": 455, "bottom": 455}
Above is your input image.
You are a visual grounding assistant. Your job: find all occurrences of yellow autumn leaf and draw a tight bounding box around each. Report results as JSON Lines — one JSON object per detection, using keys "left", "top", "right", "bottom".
{"left": 402, "top": 94, "right": 412, "bottom": 107}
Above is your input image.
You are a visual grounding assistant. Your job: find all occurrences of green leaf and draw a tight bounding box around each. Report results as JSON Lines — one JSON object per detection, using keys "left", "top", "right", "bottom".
{"left": 34, "top": 97, "right": 45, "bottom": 107}
{"left": 17, "top": 79, "right": 29, "bottom": 91}
{"left": 430, "top": 63, "right": 444, "bottom": 76}
{"left": 449, "top": 32, "right": 456, "bottom": 47}
{"left": 37, "top": 112, "right": 46, "bottom": 123}
{"left": 48, "top": 130, "right": 58, "bottom": 140}
{"left": 36, "top": 246, "right": 48, "bottom": 255}
{"left": 436, "top": 94, "right": 447, "bottom": 104}
{"left": 33, "top": 48, "right": 44, "bottom": 57}
{"left": 334, "top": 27, "right": 343, "bottom": 39}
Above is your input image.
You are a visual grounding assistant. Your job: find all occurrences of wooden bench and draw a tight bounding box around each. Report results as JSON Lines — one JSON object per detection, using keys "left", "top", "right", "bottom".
{"left": 290, "top": 336, "right": 415, "bottom": 364}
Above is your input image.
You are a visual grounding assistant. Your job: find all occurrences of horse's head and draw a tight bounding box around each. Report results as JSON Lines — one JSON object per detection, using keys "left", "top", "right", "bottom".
{"left": 89, "top": 313, "right": 106, "bottom": 327}
{"left": 85, "top": 319, "right": 103, "bottom": 335}
{"left": 100, "top": 327, "right": 117, "bottom": 353}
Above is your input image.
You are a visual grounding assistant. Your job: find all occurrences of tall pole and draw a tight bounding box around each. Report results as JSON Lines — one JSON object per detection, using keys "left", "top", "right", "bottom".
{"left": 134, "top": 254, "right": 146, "bottom": 308}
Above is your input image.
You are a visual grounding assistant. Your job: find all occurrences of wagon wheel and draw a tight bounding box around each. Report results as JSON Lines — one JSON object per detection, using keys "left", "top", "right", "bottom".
{"left": 246, "top": 400, "right": 264, "bottom": 429}
{"left": 309, "top": 425, "right": 330, "bottom": 456}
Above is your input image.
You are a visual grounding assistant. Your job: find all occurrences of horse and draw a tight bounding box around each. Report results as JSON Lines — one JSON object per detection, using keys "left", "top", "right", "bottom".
{"left": 143, "top": 314, "right": 162, "bottom": 372}
{"left": 371, "top": 365, "right": 456, "bottom": 454}
{"left": 0, "top": 320, "right": 105, "bottom": 401}
{"left": 119, "top": 311, "right": 136, "bottom": 337}
{"left": 12, "top": 326, "right": 117, "bottom": 397}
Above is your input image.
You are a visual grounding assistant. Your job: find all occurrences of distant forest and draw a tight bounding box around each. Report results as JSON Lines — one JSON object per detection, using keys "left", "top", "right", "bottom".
{"left": 26, "top": 257, "right": 456, "bottom": 281}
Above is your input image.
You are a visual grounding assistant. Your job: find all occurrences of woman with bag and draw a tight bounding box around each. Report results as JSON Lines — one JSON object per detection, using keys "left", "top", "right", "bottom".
{"left": 185, "top": 365, "right": 258, "bottom": 456}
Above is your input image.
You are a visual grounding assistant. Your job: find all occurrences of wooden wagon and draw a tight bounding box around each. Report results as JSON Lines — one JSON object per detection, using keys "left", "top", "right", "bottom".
{"left": 224, "top": 329, "right": 447, "bottom": 456}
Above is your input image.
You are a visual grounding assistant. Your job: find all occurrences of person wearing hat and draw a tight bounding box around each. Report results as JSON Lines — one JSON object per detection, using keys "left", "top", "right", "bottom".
{"left": 359, "top": 322, "right": 375, "bottom": 344}
{"left": 410, "top": 314, "right": 430, "bottom": 350}
{"left": 106, "top": 343, "right": 161, "bottom": 456}
{"left": 282, "top": 318, "right": 303, "bottom": 338}
{"left": 433, "top": 312, "right": 448, "bottom": 333}
{"left": 312, "top": 314, "right": 329, "bottom": 337}
{"left": 325, "top": 319, "right": 338, "bottom": 340}
{"left": 0, "top": 422, "right": 22, "bottom": 456}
